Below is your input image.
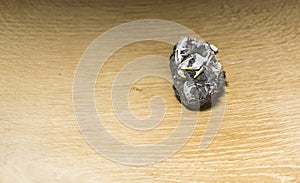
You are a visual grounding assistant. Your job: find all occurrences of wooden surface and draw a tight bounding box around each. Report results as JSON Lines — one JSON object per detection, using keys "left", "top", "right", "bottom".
{"left": 1, "top": 0, "right": 300, "bottom": 182}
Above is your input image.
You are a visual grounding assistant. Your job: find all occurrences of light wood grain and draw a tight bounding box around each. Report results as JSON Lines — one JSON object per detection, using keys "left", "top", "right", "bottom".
{"left": 1, "top": 0, "right": 300, "bottom": 182}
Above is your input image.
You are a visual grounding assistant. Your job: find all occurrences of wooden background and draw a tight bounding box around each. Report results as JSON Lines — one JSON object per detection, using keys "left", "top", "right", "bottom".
{"left": 1, "top": 0, "right": 300, "bottom": 182}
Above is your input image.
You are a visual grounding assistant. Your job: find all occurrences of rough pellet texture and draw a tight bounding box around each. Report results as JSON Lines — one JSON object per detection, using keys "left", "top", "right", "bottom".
{"left": 169, "top": 37, "right": 226, "bottom": 110}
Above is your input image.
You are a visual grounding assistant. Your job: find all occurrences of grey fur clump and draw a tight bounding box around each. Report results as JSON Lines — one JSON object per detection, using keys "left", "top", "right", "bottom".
{"left": 169, "top": 37, "right": 226, "bottom": 110}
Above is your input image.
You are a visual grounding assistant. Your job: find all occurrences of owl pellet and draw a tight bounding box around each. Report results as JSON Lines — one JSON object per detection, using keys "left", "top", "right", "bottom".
{"left": 169, "top": 37, "right": 226, "bottom": 110}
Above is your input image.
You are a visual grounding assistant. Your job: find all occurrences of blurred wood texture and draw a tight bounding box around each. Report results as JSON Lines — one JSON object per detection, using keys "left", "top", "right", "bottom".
{"left": 1, "top": 0, "right": 300, "bottom": 182}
